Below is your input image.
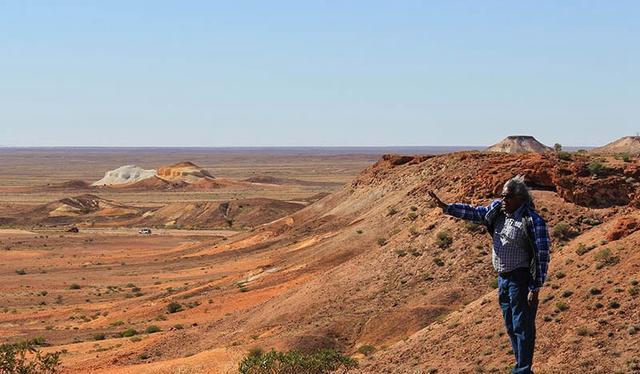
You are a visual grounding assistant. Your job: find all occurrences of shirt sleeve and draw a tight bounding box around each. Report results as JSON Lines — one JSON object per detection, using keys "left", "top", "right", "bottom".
{"left": 444, "top": 201, "right": 493, "bottom": 224}
{"left": 530, "top": 216, "right": 551, "bottom": 291}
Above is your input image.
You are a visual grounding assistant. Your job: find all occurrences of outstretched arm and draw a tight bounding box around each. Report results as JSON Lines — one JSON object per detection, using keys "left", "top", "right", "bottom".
{"left": 429, "top": 191, "right": 492, "bottom": 224}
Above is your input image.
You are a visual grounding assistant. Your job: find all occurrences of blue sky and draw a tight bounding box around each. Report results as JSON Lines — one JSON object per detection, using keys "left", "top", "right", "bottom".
{"left": 1, "top": 1, "right": 638, "bottom": 147}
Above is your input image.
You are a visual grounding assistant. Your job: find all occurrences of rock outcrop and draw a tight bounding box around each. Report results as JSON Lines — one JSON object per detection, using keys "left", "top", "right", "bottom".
{"left": 92, "top": 165, "right": 156, "bottom": 186}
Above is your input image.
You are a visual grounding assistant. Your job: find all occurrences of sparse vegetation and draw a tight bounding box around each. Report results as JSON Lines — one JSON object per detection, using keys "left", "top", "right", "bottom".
{"left": 436, "top": 231, "right": 453, "bottom": 249}
{"left": 238, "top": 348, "right": 357, "bottom": 374}
{"left": 145, "top": 325, "right": 161, "bottom": 334}
{"left": 557, "top": 151, "right": 572, "bottom": 161}
{"left": 406, "top": 212, "right": 418, "bottom": 221}
{"left": 552, "top": 222, "right": 574, "bottom": 240}
{"left": 357, "top": 345, "right": 376, "bottom": 356}
{"left": 120, "top": 328, "right": 138, "bottom": 338}
{"left": 166, "top": 301, "right": 183, "bottom": 314}
{"left": 433, "top": 258, "right": 445, "bottom": 267}
{"left": 555, "top": 302, "right": 569, "bottom": 312}
{"left": 575, "top": 243, "right": 596, "bottom": 256}
{"left": 15, "top": 269, "right": 26, "bottom": 275}
{"left": 68, "top": 284, "right": 81, "bottom": 290}
{"left": 587, "top": 160, "right": 606, "bottom": 176}
{"left": 93, "top": 333, "right": 106, "bottom": 341}
{"left": 594, "top": 248, "right": 619, "bottom": 268}
{"left": 376, "top": 237, "right": 387, "bottom": 247}
{"left": 0, "top": 340, "right": 61, "bottom": 374}
{"left": 387, "top": 207, "right": 398, "bottom": 216}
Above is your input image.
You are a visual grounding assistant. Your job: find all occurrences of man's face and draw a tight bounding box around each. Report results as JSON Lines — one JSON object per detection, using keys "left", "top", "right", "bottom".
{"left": 501, "top": 187, "right": 524, "bottom": 214}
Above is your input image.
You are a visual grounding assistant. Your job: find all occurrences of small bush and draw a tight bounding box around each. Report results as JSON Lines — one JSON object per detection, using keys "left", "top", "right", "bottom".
{"left": 406, "top": 212, "right": 418, "bottom": 221}
{"left": 555, "top": 302, "right": 569, "bottom": 312}
{"left": 395, "top": 249, "right": 407, "bottom": 257}
{"left": 376, "top": 237, "right": 387, "bottom": 247}
{"left": 561, "top": 290, "right": 573, "bottom": 298}
{"left": 594, "top": 248, "right": 619, "bottom": 267}
{"left": 357, "top": 345, "right": 376, "bottom": 356}
{"left": 410, "top": 206, "right": 418, "bottom": 212}
{"left": 68, "top": 284, "right": 81, "bottom": 290}
{"left": 120, "top": 328, "right": 138, "bottom": 338}
{"left": 172, "top": 324, "right": 184, "bottom": 330}
{"left": 93, "top": 333, "right": 106, "bottom": 341}
{"left": 575, "top": 243, "right": 595, "bottom": 256}
{"left": 557, "top": 151, "right": 572, "bottom": 161}
{"left": 356, "top": 229, "right": 363, "bottom": 234}
{"left": 238, "top": 348, "right": 357, "bottom": 374}
{"left": 436, "top": 231, "right": 453, "bottom": 249}
{"left": 490, "top": 278, "right": 498, "bottom": 289}
{"left": 15, "top": 269, "right": 26, "bottom": 275}
{"left": 145, "top": 325, "right": 161, "bottom": 334}
{"left": 555, "top": 271, "right": 566, "bottom": 279}
{"left": 589, "top": 287, "right": 602, "bottom": 295}
{"left": 387, "top": 207, "right": 398, "bottom": 216}
{"left": 0, "top": 341, "right": 61, "bottom": 373}
{"left": 552, "top": 222, "right": 574, "bottom": 240}
{"left": 587, "top": 160, "right": 605, "bottom": 176}
{"left": 609, "top": 300, "right": 620, "bottom": 309}
{"left": 463, "top": 222, "right": 485, "bottom": 234}
{"left": 433, "top": 258, "right": 445, "bottom": 267}
{"left": 166, "top": 301, "right": 183, "bottom": 314}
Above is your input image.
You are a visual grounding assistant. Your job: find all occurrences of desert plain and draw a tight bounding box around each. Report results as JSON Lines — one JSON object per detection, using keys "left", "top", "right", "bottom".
{"left": 0, "top": 144, "right": 639, "bottom": 373}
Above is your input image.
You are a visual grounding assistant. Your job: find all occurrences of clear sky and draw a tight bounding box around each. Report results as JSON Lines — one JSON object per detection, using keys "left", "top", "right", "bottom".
{"left": 1, "top": 1, "right": 638, "bottom": 147}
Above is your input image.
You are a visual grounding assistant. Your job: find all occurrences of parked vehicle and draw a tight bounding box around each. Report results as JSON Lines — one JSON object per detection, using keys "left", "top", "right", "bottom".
{"left": 138, "top": 228, "right": 152, "bottom": 235}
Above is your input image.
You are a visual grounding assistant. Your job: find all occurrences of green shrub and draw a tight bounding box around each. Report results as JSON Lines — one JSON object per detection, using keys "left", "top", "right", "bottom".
{"left": 594, "top": 248, "right": 619, "bottom": 267}
{"left": 395, "top": 249, "right": 407, "bottom": 257}
{"left": 357, "top": 345, "right": 376, "bottom": 356}
{"left": 355, "top": 229, "right": 363, "bottom": 234}
{"left": 93, "top": 333, "right": 106, "bottom": 341}
{"left": 490, "top": 278, "right": 498, "bottom": 289}
{"left": 387, "top": 207, "right": 398, "bottom": 216}
{"left": 552, "top": 222, "right": 574, "bottom": 240}
{"left": 557, "top": 151, "right": 572, "bottom": 161}
{"left": 120, "top": 328, "right": 138, "bottom": 338}
{"left": 463, "top": 222, "right": 484, "bottom": 233}
{"left": 555, "top": 302, "right": 569, "bottom": 312}
{"left": 410, "top": 206, "right": 418, "bottom": 212}
{"left": 68, "top": 284, "right": 81, "bottom": 290}
{"left": 238, "top": 348, "right": 357, "bottom": 374}
{"left": 433, "top": 258, "right": 445, "bottom": 267}
{"left": 406, "top": 212, "right": 418, "bottom": 221}
{"left": 575, "top": 243, "right": 596, "bottom": 256}
{"left": 609, "top": 300, "right": 621, "bottom": 309}
{"left": 555, "top": 271, "right": 566, "bottom": 279}
{"left": 436, "top": 231, "right": 453, "bottom": 249}
{"left": 587, "top": 160, "right": 605, "bottom": 176}
{"left": 376, "top": 237, "right": 387, "bottom": 247}
{"left": 145, "top": 325, "right": 161, "bottom": 334}
{"left": 166, "top": 301, "right": 183, "bottom": 314}
{"left": 0, "top": 341, "right": 61, "bottom": 374}
{"left": 172, "top": 324, "right": 184, "bottom": 330}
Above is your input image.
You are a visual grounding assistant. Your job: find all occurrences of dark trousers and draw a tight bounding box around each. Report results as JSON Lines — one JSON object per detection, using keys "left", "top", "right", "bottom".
{"left": 498, "top": 268, "right": 538, "bottom": 374}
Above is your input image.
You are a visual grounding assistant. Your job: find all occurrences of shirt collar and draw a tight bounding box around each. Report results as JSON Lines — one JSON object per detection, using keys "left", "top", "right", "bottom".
{"left": 506, "top": 203, "right": 527, "bottom": 220}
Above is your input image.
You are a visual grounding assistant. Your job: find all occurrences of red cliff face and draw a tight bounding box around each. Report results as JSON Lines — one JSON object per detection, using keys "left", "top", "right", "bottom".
{"left": 155, "top": 161, "right": 214, "bottom": 181}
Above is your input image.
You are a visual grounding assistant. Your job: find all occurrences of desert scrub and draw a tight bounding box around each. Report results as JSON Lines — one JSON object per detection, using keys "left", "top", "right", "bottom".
{"left": 557, "top": 151, "right": 572, "bottom": 161}
{"left": 238, "top": 348, "right": 357, "bottom": 374}
{"left": 406, "top": 212, "right": 418, "bottom": 221}
{"left": 587, "top": 160, "right": 606, "bottom": 176}
{"left": 436, "top": 231, "right": 453, "bottom": 249}
{"left": 394, "top": 249, "right": 407, "bottom": 257}
{"left": 93, "top": 333, "right": 106, "bottom": 341}
{"left": 68, "top": 284, "right": 81, "bottom": 290}
{"left": 463, "top": 221, "right": 485, "bottom": 233}
{"left": 594, "top": 248, "right": 619, "bottom": 268}
{"left": 552, "top": 222, "right": 574, "bottom": 240}
{"left": 433, "top": 257, "right": 445, "bottom": 267}
{"left": 15, "top": 269, "right": 26, "bottom": 275}
{"left": 0, "top": 340, "right": 62, "bottom": 373}
{"left": 166, "top": 301, "right": 183, "bottom": 314}
{"left": 376, "top": 237, "right": 387, "bottom": 247}
{"left": 555, "top": 302, "right": 569, "bottom": 312}
{"left": 120, "top": 328, "right": 138, "bottom": 338}
{"left": 387, "top": 207, "right": 398, "bottom": 216}
{"left": 357, "top": 345, "right": 376, "bottom": 356}
{"left": 145, "top": 325, "right": 161, "bottom": 334}
{"left": 575, "top": 243, "right": 596, "bottom": 256}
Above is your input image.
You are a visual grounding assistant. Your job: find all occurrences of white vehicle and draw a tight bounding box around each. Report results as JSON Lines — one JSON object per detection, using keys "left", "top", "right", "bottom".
{"left": 138, "top": 228, "right": 152, "bottom": 235}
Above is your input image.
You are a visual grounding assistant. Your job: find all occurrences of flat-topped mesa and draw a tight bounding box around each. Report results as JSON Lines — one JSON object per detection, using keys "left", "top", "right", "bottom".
{"left": 485, "top": 135, "right": 553, "bottom": 153}
{"left": 156, "top": 161, "right": 214, "bottom": 182}
{"left": 591, "top": 136, "right": 640, "bottom": 155}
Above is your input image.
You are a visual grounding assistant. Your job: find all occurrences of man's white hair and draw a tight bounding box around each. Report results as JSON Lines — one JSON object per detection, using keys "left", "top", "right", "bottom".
{"left": 503, "top": 174, "right": 533, "bottom": 204}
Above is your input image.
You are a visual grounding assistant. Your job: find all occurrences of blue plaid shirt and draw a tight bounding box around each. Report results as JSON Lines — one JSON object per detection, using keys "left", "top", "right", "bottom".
{"left": 445, "top": 200, "right": 551, "bottom": 291}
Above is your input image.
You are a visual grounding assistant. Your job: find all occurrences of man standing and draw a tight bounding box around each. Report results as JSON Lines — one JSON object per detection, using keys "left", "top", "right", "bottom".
{"left": 429, "top": 175, "right": 550, "bottom": 374}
